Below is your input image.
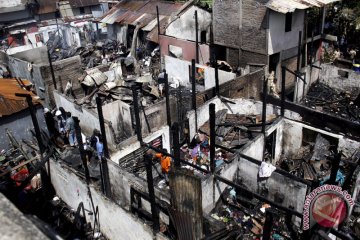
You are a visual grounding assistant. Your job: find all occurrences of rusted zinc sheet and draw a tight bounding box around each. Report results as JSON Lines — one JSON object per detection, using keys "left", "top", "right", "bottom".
{"left": 100, "top": 0, "right": 184, "bottom": 32}
{"left": 266, "top": 0, "right": 340, "bottom": 14}
{"left": 0, "top": 78, "right": 40, "bottom": 117}
{"left": 169, "top": 169, "right": 203, "bottom": 240}
{"left": 69, "top": 0, "right": 99, "bottom": 7}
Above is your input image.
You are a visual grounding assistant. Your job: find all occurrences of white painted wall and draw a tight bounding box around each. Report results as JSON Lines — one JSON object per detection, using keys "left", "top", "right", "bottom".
{"left": 53, "top": 92, "right": 117, "bottom": 150}
{"left": 110, "top": 126, "right": 171, "bottom": 162}
{"left": 294, "top": 61, "right": 321, "bottom": 102}
{"left": 165, "top": 6, "right": 211, "bottom": 43}
{"left": 0, "top": 0, "right": 23, "bottom": 8}
{"left": 268, "top": 10, "right": 305, "bottom": 55}
{"left": 49, "top": 160, "right": 161, "bottom": 240}
{"left": 319, "top": 64, "right": 360, "bottom": 92}
{"left": 165, "top": 56, "right": 236, "bottom": 89}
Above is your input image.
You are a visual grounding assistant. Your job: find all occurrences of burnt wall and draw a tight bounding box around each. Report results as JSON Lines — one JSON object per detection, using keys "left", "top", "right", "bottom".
{"left": 197, "top": 68, "right": 265, "bottom": 106}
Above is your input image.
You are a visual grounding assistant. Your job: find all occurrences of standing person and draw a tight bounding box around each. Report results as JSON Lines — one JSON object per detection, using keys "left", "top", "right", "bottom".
{"left": 96, "top": 135, "right": 104, "bottom": 161}
{"left": 154, "top": 149, "right": 171, "bottom": 184}
{"left": 65, "top": 112, "right": 76, "bottom": 147}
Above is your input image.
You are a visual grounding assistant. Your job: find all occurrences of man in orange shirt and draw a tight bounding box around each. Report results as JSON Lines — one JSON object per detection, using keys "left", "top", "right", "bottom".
{"left": 154, "top": 149, "right": 171, "bottom": 184}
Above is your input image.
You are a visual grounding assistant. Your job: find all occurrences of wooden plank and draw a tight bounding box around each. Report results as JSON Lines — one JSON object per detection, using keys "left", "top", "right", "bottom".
{"left": 0, "top": 157, "right": 39, "bottom": 178}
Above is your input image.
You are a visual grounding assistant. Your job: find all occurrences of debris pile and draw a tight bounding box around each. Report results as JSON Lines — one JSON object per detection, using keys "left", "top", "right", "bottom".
{"left": 303, "top": 82, "right": 360, "bottom": 122}
{"left": 180, "top": 112, "right": 277, "bottom": 172}
{"left": 209, "top": 187, "right": 300, "bottom": 240}
{"left": 277, "top": 133, "right": 357, "bottom": 186}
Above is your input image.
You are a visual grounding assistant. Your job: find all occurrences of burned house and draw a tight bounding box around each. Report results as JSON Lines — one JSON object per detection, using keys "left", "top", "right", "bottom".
{"left": 212, "top": 0, "right": 338, "bottom": 92}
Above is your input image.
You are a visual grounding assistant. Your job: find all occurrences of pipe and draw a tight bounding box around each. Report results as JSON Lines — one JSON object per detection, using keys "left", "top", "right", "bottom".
{"left": 195, "top": 10, "right": 199, "bottom": 64}
{"left": 144, "top": 153, "right": 160, "bottom": 233}
{"left": 172, "top": 122, "right": 180, "bottom": 168}
{"left": 209, "top": 103, "right": 216, "bottom": 173}
{"left": 47, "top": 49, "right": 57, "bottom": 90}
{"left": 164, "top": 72, "right": 171, "bottom": 127}
{"left": 132, "top": 85, "right": 143, "bottom": 143}
{"left": 191, "top": 59, "right": 198, "bottom": 131}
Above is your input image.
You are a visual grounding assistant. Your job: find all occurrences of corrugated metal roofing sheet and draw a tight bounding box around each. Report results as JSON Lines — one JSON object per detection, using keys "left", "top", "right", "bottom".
{"left": 100, "top": 0, "right": 184, "bottom": 31}
{"left": 0, "top": 78, "right": 40, "bottom": 117}
{"left": 266, "top": 0, "right": 340, "bottom": 13}
{"left": 69, "top": 0, "right": 100, "bottom": 7}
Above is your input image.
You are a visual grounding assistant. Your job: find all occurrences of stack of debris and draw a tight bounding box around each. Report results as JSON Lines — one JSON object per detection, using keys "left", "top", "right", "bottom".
{"left": 209, "top": 187, "right": 300, "bottom": 240}
{"left": 180, "top": 111, "right": 277, "bottom": 172}
{"left": 278, "top": 133, "right": 357, "bottom": 186}
{"left": 303, "top": 82, "right": 360, "bottom": 122}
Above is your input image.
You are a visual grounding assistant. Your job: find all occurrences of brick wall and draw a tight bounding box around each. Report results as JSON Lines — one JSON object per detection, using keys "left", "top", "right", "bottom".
{"left": 241, "top": 0, "right": 268, "bottom": 55}
{"left": 226, "top": 47, "right": 240, "bottom": 68}
{"left": 282, "top": 56, "right": 298, "bottom": 90}
{"left": 240, "top": 49, "right": 268, "bottom": 67}
{"left": 213, "top": 0, "right": 240, "bottom": 48}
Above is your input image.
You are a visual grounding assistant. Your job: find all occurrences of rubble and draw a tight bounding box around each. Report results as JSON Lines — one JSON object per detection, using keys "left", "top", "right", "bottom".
{"left": 303, "top": 82, "right": 360, "bottom": 123}
{"left": 208, "top": 187, "right": 300, "bottom": 240}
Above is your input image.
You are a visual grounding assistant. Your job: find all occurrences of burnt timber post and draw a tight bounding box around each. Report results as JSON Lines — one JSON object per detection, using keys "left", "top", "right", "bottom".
{"left": 164, "top": 72, "right": 171, "bottom": 127}
{"left": 73, "top": 117, "right": 91, "bottom": 184}
{"left": 214, "top": 55, "right": 219, "bottom": 96}
{"left": 172, "top": 122, "right": 180, "bottom": 168}
{"left": 144, "top": 153, "right": 160, "bottom": 233}
{"left": 262, "top": 209, "right": 274, "bottom": 240}
{"left": 15, "top": 93, "right": 44, "bottom": 154}
{"left": 132, "top": 85, "right": 143, "bottom": 143}
{"left": 96, "top": 96, "right": 112, "bottom": 197}
{"left": 191, "top": 59, "right": 198, "bottom": 131}
{"left": 262, "top": 76, "right": 268, "bottom": 135}
{"left": 156, "top": 6, "right": 161, "bottom": 62}
{"left": 329, "top": 151, "right": 342, "bottom": 185}
{"left": 195, "top": 10, "right": 199, "bottom": 64}
{"left": 47, "top": 49, "right": 57, "bottom": 90}
{"left": 295, "top": 31, "right": 302, "bottom": 102}
{"left": 281, "top": 66, "right": 286, "bottom": 117}
{"left": 209, "top": 103, "right": 216, "bottom": 173}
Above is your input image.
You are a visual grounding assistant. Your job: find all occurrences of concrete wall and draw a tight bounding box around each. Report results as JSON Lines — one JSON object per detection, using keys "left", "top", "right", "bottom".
{"left": 111, "top": 126, "right": 171, "bottom": 162}
{"left": 202, "top": 137, "right": 308, "bottom": 216}
{"left": 10, "top": 46, "right": 49, "bottom": 65}
{"left": 164, "top": 56, "right": 234, "bottom": 89}
{"left": 49, "top": 160, "right": 160, "bottom": 240}
{"left": 0, "top": 106, "right": 46, "bottom": 150}
{"left": 268, "top": 10, "right": 305, "bottom": 55}
{"left": 165, "top": 6, "right": 211, "bottom": 43}
{"left": 186, "top": 96, "right": 283, "bottom": 140}
{"left": 53, "top": 91, "right": 117, "bottom": 150}
{"left": 103, "top": 100, "right": 133, "bottom": 140}
{"left": 319, "top": 64, "right": 360, "bottom": 93}
{"left": 160, "top": 36, "right": 210, "bottom": 65}
{"left": 293, "top": 61, "right": 321, "bottom": 102}
{"left": 7, "top": 55, "right": 48, "bottom": 104}
{"left": 280, "top": 119, "right": 360, "bottom": 160}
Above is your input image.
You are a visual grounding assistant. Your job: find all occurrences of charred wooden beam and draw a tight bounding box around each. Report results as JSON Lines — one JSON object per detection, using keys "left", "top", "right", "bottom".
{"left": 209, "top": 103, "right": 216, "bottom": 173}
{"left": 144, "top": 153, "right": 160, "bottom": 233}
